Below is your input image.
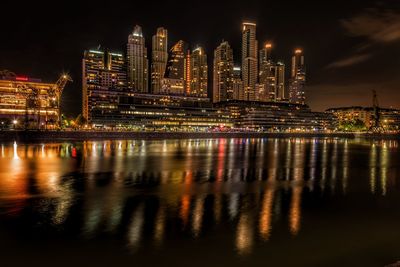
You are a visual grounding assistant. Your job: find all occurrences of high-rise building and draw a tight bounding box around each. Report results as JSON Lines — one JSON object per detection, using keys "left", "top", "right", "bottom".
{"left": 259, "top": 43, "right": 272, "bottom": 70}
{"left": 233, "top": 66, "right": 244, "bottom": 101}
{"left": 127, "top": 25, "right": 148, "bottom": 93}
{"left": 162, "top": 40, "right": 187, "bottom": 95}
{"left": 185, "top": 50, "right": 191, "bottom": 95}
{"left": 190, "top": 47, "right": 208, "bottom": 98}
{"left": 275, "top": 62, "right": 286, "bottom": 101}
{"left": 258, "top": 43, "right": 273, "bottom": 102}
{"left": 242, "top": 22, "right": 258, "bottom": 101}
{"left": 151, "top": 27, "right": 168, "bottom": 94}
{"left": 213, "top": 41, "right": 234, "bottom": 103}
{"left": 82, "top": 49, "right": 126, "bottom": 122}
{"left": 288, "top": 49, "right": 306, "bottom": 104}
{"left": 258, "top": 43, "right": 286, "bottom": 102}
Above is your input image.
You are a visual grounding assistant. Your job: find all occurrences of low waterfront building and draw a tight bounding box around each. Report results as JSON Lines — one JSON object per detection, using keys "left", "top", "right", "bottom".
{"left": 89, "top": 93, "right": 232, "bottom": 130}
{"left": 0, "top": 70, "right": 69, "bottom": 130}
{"left": 326, "top": 106, "right": 400, "bottom": 131}
{"left": 216, "top": 100, "right": 334, "bottom": 131}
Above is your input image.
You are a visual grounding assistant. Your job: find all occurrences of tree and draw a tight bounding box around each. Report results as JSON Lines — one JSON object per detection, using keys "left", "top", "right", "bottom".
{"left": 338, "top": 119, "right": 367, "bottom": 132}
{"left": 75, "top": 114, "right": 87, "bottom": 128}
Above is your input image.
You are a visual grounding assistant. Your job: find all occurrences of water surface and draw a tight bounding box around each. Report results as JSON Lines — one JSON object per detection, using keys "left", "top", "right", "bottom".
{"left": 0, "top": 138, "right": 399, "bottom": 266}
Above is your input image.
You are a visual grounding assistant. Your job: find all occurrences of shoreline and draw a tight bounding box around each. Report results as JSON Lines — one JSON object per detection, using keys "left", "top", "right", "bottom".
{"left": 0, "top": 130, "right": 398, "bottom": 142}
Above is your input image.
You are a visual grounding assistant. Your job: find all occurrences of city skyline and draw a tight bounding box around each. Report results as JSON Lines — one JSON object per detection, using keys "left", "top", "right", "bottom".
{"left": 81, "top": 22, "right": 306, "bottom": 116}
{"left": 1, "top": 0, "right": 399, "bottom": 116}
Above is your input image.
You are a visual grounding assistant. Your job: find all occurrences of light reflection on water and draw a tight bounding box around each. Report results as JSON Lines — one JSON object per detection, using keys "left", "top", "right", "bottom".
{"left": 0, "top": 138, "right": 399, "bottom": 265}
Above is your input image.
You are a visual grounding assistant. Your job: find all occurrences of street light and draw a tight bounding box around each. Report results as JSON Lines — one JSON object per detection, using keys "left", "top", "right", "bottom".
{"left": 12, "top": 119, "right": 18, "bottom": 130}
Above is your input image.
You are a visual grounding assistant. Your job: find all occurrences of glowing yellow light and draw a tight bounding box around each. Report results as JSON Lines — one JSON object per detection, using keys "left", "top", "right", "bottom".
{"left": 265, "top": 43, "right": 272, "bottom": 48}
{"left": 295, "top": 49, "right": 303, "bottom": 54}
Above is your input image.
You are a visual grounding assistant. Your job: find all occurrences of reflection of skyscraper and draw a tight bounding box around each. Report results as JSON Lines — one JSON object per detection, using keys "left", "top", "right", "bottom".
{"left": 213, "top": 41, "right": 234, "bottom": 102}
{"left": 192, "top": 196, "right": 204, "bottom": 237}
{"left": 289, "top": 49, "right": 306, "bottom": 104}
{"left": 190, "top": 47, "right": 208, "bottom": 98}
{"left": 162, "top": 40, "right": 187, "bottom": 95}
{"left": 151, "top": 27, "right": 168, "bottom": 94}
{"left": 127, "top": 25, "right": 149, "bottom": 93}
{"left": 289, "top": 186, "right": 302, "bottom": 236}
{"left": 259, "top": 187, "right": 275, "bottom": 240}
{"left": 127, "top": 204, "right": 145, "bottom": 250}
{"left": 236, "top": 212, "right": 253, "bottom": 255}
{"left": 242, "top": 22, "right": 258, "bottom": 101}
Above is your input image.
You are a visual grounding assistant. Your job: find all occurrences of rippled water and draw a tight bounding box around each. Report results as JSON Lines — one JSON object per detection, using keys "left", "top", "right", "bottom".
{"left": 0, "top": 138, "right": 400, "bottom": 266}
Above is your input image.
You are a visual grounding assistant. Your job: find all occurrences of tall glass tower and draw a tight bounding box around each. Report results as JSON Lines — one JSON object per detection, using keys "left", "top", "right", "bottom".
{"left": 241, "top": 22, "right": 258, "bottom": 101}
{"left": 127, "top": 25, "right": 148, "bottom": 93}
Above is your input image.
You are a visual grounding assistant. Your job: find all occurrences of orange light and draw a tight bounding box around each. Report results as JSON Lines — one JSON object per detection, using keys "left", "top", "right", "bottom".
{"left": 295, "top": 49, "right": 302, "bottom": 54}
{"left": 265, "top": 43, "right": 272, "bottom": 48}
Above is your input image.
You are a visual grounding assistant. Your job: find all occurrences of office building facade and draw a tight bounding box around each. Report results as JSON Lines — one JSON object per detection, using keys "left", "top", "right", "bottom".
{"left": 190, "top": 47, "right": 208, "bottom": 98}
{"left": 242, "top": 22, "right": 258, "bottom": 101}
{"left": 127, "top": 25, "right": 149, "bottom": 93}
{"left": 82, "top": 49, "right": 126, "bottom": 122}
{"left": 151, "top": 27, "right": 168, "bottom": 94}
{"left": 288, "top": 49, "right": 306, "bottom": 104}
{"left": 213, "top": 41, "right": 234, "bottom": 103}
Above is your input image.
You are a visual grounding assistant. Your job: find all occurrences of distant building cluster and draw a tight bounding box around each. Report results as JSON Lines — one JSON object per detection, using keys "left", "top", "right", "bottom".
{"left": 326, "top": 107, "right": 400, "bottom": 132}
{"left": 81, "top": 23, "right": 316, "bottom": 131}
{"left": 83, "top": 23, "right": 305, "bottom": 107}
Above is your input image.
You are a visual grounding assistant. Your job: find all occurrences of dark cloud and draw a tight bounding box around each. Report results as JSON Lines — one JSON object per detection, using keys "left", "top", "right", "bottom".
{"left": 327, "top": 53, "right": 371, "bottom": 69}
{"left": 327, "top": 4, "right": 400, "bottom": 70}
{"left": 341, "top": 8, "right": 400, "bottom": 43}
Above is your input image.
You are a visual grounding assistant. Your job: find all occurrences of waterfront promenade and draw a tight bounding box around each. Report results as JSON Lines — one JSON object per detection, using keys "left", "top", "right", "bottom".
{"left": 1, "top": 130, "right": 398, "bottom": 142}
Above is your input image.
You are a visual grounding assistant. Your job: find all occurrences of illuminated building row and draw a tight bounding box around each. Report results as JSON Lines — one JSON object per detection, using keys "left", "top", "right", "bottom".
{"left": 89, "top": 93, "right": 232, "bottom": 130}
{"left": 0, "top": 71, "right": 70, "bottom": 129}
{"left": 326, "top": 106, "right": 400, "bottom": 131}
{"left": 216, "top": 100, "right": 334, "bottom": 131}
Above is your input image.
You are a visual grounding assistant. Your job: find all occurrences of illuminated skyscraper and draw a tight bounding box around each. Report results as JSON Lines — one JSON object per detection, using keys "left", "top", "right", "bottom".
{"left": 289, "top": 49, "right": 306, "bottom": 104}
{"left": 151, "top": 27, "right": 168, "bottom": 94}
{"left": 213, "top": 41, "right": 234, "bottom": 103}
{"left": 275, "top": 62, "right": 285, "bottom": 101}
{"left": 258, "top": 43, "right": 273, "bottom": 101}
{"left": 162, "top": 40, "right": 187, "bottom": 95}
{"left": 259, "top": 43, "right": 272, "bottom": 70}
{"left": 190, "top": 47, "right": 208, "bottom": 98}
{"left": 185, "top": 50, "right": 191, "bottom": 95}
{"left": 233, "top": 66, "right": 244, "bottom": 101}
{"left": 258, "top": 43, "right": 286, "bottom": 102}
{"left": 242, "top": 22, "right": 258, "bottom": 101}
{"left": 127, "top": 25, "right": 148, "bottom": 93}
{"left": 82, "top": 49, "right": 126, "bottom": 122}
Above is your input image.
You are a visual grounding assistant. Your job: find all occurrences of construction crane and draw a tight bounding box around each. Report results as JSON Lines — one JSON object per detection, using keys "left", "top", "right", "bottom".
{"left": 369, "top": 90, "right": 384, "bottom": 133}
{"left": 52, "top": 74, "right": 72, "bottom": 128}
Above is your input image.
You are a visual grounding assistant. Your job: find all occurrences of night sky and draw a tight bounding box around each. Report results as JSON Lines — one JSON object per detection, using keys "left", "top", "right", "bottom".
{"left": 1, "top": 0, "right": 399, "bottom": 117}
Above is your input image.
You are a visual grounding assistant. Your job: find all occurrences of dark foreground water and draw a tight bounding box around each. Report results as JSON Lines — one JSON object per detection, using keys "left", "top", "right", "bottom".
{"left": 0, "top": 138, "right": 399, "bottom": 267}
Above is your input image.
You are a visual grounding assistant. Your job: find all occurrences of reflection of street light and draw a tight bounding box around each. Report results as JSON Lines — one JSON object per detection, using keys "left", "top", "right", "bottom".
{"left": 12, "top": 120, "right": 18, "bottom": 130}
